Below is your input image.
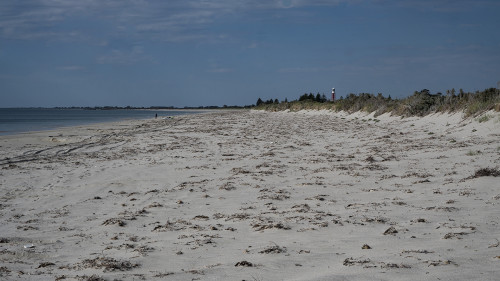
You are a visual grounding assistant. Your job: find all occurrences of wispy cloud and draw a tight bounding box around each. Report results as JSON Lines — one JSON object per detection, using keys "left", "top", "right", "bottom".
{"left": 278, "top": 66, "right": 330, "bottom": 73}
{"left": 57, "top": 65, "right": 84, "bottom": 71}
{"left": 390, "top": 0, "right": 500, "bottom": 12}
{"left": 0, "top": 0, "right": 349, "bottom": 42}
{"left": 206, "top": 60, "right": 233, "bottom": 73}
{"left": 247, "top": 42, "right": 258, "bottom": 49}
{"left": 97, "top": 46, "right": 153, "bottom": 65}
{"left": 207, "top": 67, "right": 233, "bottom": 73}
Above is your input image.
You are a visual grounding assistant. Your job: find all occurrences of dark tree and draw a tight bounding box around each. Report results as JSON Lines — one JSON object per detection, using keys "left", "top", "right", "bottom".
{"left": 256, "top": 98, "right": 263, "bottom": 106}
{"left": 299, "top": 93, "right": 308, "bottom": 101}
{"left": 315, "top": 93, "right": 321, "bottom": 102}
{"left": 321, "top": 94, "right": 327, "bottom": 102}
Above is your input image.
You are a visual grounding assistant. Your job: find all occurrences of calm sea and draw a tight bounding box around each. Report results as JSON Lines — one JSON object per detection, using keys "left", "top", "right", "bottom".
{"left": 0, "top": 108, "right": 201, "bottom": 136}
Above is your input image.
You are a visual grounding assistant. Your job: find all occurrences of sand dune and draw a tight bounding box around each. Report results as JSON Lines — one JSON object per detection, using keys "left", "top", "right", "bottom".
{"left": 0, "top": 110, "right": 499, "bottom": 280}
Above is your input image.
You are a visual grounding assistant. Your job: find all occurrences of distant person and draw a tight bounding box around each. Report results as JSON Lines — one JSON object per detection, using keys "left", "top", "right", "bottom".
{"left": 155, "top": 113, "right": 158, "bottom": 119}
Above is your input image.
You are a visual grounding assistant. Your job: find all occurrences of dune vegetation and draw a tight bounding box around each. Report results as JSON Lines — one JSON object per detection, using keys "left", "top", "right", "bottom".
{"left": 255, "top": 88, "right": 500, "bottom": 117}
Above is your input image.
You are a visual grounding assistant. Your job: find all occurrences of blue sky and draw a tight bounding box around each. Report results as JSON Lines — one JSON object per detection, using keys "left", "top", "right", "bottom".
{"left": 1, "top": 0, "right": 499, "bottom": 107}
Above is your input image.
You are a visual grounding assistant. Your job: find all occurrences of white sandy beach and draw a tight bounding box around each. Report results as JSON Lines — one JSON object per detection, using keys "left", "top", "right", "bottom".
{"left": 0, "top": 109, "right": 499, "bottom": 280}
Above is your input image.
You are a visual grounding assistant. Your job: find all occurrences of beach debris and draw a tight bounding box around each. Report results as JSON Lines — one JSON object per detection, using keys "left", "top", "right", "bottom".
{"left": 488, "top": 239, "right": 499, "bottom": 248}
{"left": 214, "top": 212, "right": 252, "bottom": 221}
{"left": 365, "top": 155, "right": 376, "bottom": 162}
{"left": 193, "top": 215, "right": 210, "bottom": 220}
{"left": 219, "top": 182, "right": 236, "bottom": 191}
{"left": 363, "top": 216, "right": 388, "bottom": 224}
{"left": 77, "top": 275, "right": 106, "bottom": 281}
{"left": 259, "top": 244, "right": 287, "bottom": 254}
{"left": 383, "top": 226, "right": 398, "bottom": 235}
{"left": 426, "top": 260, "right": 457, "bottom": 267}
{"left": 305, "top": 194, "right": 328, "bottom": 201}
{"left": 291, "top": 203, "right": 311, "bottom": 212}
{"left": 362, "top": 244, "right": 372, "bottom": 249}
{"left": 234, "top": 260, "right": 254, "bottom": 267}
{"left": 343, "top": 257, "right": 371, "bottom": 266}
{"left": 37, "top": 262, "right": 55, "bottom": 268}
{"left": 153, "top": 272, "right": 175, "bottom": 277}
{"left": 258, "top": 189, "right": 291, "bottom": 201}
{"left": 133, "top": 246, "right": 155, "bottom": 256}
{"left": 183, "top": 269, "right": 205, "bottom": 275}
{"left": 252, "top": 222, "right": 290, "bottom": 231}
{"left": 380, "top": 262, "right": 411, "bottom": 269}
{"left": 231, "top": 167, "right": 251, "bottom": 175}
{"left": 18, "top": 225, "right": 39, "bottom": 231}
{"left": 23, "top": 244, "right": 35, "bottom": 249}
{"left": 102, "top": 218, "right": 126, "bottom": 227}
{"left": 392, "top": 201, "right": 407, "bottom": 205}
{"left": 462, "top": 167, "right": 500, "bottom": 181}
{"left": 402, "top": 249, "right": 434, "bottom": 254}
{"left": 147, "top": 202, "right": 163, "bottom": 208}
{"left": 473, "top": 167, "right": 500, "bottom": 178}
{"left": 153, "top": 219, "right": 192, "bottom": 232}
{"left": 0, "top": 238, "right": 9, "bottom": 243}
{"left": 80, "top": 257, "right": 139, "bottom": 272}
{"left": 443, "top": 232, "right": 468, "bottom": 239}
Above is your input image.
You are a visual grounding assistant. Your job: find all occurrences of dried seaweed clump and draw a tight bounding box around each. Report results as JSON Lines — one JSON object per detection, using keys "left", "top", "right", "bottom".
{"left": 102, "top": 218, "right": 126, "bottom": 227}
{"left": 77, "top": 275, "right": 106, "bottom": 281}
{"left": 259, "top": 245, "right": 287, "bottom": 254}
{"left": 80, "top": 257, "right": 139, "bottom": 272}
{"left": 473, "top": 167, "right": 500, "bottom": 178}
{"left": 235, "top": 260, "right": 254, "bottom": 267}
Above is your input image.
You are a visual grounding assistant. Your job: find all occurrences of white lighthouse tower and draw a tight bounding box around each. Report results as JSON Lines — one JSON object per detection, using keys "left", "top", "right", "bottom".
{"left": 331, "top": 88, "right": 336, "bottom": 102}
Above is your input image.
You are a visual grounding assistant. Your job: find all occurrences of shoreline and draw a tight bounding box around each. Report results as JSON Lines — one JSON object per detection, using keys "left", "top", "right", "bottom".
{"left": 0, "top": 110, "right": 499, "bottom": 280}
{"left": 0, "top": 108, "right": 220, "bottom": 137}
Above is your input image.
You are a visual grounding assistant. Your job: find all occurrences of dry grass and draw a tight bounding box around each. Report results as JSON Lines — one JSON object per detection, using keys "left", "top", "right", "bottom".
{"left": 256, "top": 88, "right": 500, "bottom": 117}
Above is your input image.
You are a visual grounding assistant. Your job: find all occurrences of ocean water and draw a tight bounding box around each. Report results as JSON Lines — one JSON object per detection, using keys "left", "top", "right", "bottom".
{"left": 0, "top": 108, "right": 201, "bottom": 136}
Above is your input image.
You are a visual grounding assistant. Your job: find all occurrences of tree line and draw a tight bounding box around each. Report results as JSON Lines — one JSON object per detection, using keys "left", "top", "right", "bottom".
{"left": 256, "top": 92, "right": 327, "bottom": 106}
{"left": 255, "top": 88, "right": 500, "bottom": 117}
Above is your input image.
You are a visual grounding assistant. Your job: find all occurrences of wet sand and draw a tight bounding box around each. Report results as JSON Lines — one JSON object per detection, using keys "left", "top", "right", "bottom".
{"left": 0, "top": 109, "right": 499, "bottom": 280}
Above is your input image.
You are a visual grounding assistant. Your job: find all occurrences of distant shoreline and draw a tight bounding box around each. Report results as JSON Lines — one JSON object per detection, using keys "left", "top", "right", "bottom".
{"left": 0, "top": 108, "right": 218, "bottom": 136}
{"left": 0, "top": 106, "right": 253, "bottom": 110}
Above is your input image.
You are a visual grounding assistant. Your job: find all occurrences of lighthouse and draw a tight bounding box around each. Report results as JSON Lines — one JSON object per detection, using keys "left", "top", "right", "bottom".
{"left": 331, "top": 88, "right": 336, "bottom": 102}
